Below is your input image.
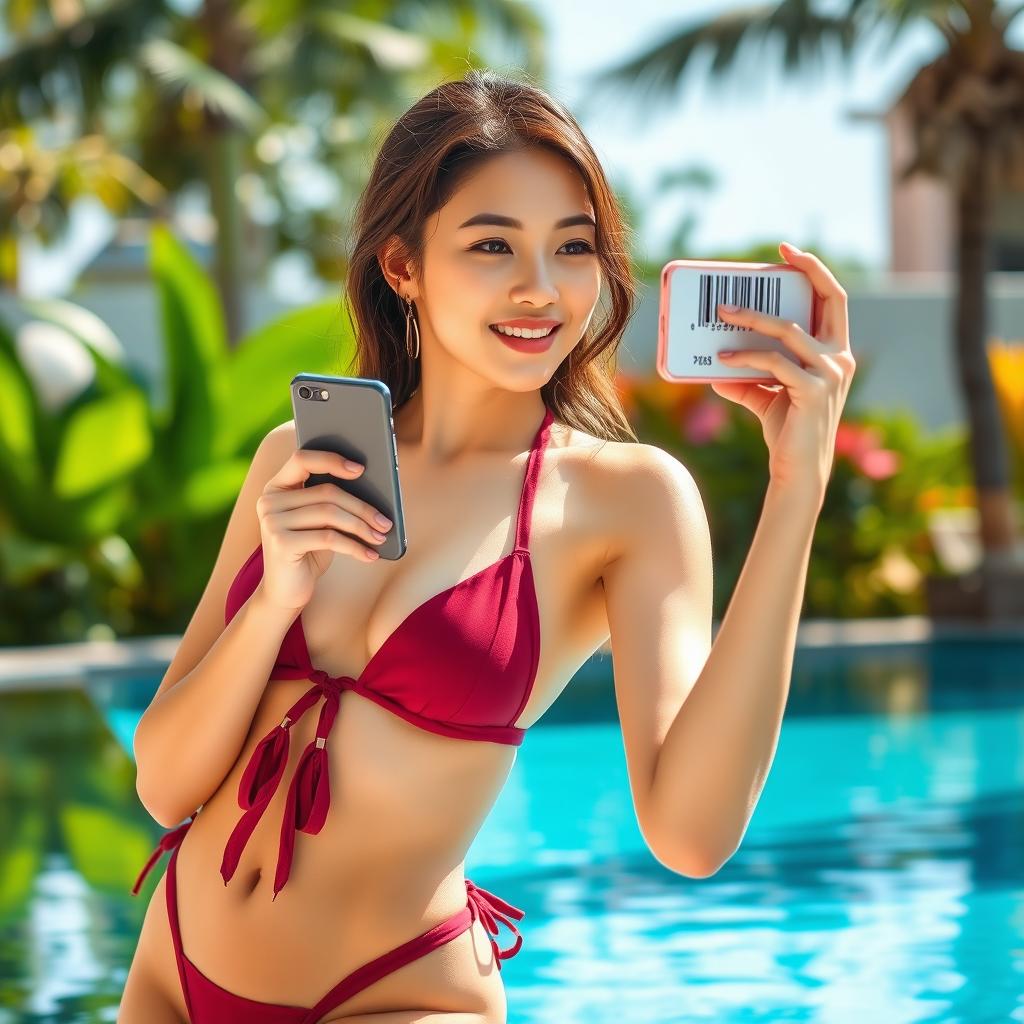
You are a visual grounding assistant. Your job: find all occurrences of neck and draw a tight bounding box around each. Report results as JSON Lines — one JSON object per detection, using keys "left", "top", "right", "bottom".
{"left": 394, "top": 389, "right": 547, "bottom": 465}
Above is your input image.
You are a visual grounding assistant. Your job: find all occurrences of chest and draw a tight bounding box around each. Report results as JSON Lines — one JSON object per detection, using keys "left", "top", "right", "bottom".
{"left": 300, "top": 442, "right": 612, "bottom": 731}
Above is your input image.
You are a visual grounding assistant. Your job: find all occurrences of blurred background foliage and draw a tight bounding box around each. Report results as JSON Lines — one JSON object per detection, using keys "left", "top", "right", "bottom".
{"left": 0, "top": 0, "right": 550, "bottom": 341}
{"left": 0, "top": 224, "right": 348, "bottom": 644}
{"left": 617, "top": 366, "right": 1017, "bottom": 620}
{"left": 1, "top": 0, "right": 1023, "bottom": 643}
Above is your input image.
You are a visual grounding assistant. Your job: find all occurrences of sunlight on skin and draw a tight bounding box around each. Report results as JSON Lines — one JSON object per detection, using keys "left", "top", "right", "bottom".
{"left": 377, "top": 147, "right": 602, "bottom": 464}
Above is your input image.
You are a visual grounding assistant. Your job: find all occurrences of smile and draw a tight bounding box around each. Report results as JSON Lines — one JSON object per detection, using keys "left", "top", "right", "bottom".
{"left": 489, "top": 323, "right": 561, "bottom": 352}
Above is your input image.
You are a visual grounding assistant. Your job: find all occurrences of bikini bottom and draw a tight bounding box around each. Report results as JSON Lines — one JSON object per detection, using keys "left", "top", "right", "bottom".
{"left": 130, "top": 816, "right": 526, "bottom": 1024}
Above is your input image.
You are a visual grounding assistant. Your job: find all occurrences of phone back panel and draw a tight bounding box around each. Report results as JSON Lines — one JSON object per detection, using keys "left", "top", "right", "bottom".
{"left": 290, "top": 374, "right": 407, "bottom": 561}
{"left": 657, "top": 259, "right": 817, "bottom": 384}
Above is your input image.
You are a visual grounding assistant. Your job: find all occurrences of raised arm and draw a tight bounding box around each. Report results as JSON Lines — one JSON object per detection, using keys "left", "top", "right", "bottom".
{"left": 605, "top": 445, "right": 821, "bottom": 877}
{"left": 604, "top": 244, "right": 852, "bottom": 877}
{"left": 601, "top": 444, "right": 714, "bottom": 878}
{"left": 133, "top": 423, "right": 300, "bottom": 827}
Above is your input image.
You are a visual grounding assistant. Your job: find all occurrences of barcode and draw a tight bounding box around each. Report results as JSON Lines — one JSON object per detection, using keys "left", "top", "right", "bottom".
{"left": 698, "top": 273, "right": 780, "bottom": 327}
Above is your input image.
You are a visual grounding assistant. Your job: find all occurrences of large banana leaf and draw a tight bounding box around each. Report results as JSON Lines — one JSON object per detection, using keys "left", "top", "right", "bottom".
{"left": 149, "top": 222, "right": 228, "bottom": 482}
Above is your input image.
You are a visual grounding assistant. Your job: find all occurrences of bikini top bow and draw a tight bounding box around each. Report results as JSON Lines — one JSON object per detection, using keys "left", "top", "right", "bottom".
{"left": 220, "top": 668, "right": 352, "bottom": 900}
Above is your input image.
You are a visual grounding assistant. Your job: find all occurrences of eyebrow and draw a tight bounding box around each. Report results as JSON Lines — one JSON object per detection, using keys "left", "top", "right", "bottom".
{"left": 457, "top": 212, "right": 597, "bottom": 231}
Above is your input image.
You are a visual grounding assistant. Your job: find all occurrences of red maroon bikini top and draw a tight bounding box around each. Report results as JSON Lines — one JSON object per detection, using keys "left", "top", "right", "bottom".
{"left": 214, "top": 405, "right": 554, "bottom": 899}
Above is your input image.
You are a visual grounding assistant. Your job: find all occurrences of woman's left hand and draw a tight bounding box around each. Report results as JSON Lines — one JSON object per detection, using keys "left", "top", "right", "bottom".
{"left": 709, "top": 241, "right": 856, "bottom": 506}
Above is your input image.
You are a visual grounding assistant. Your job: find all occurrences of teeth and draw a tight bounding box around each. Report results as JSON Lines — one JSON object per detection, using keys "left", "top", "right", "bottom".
{"left": 492, "top": 324, "right": 555, "bottom": 339}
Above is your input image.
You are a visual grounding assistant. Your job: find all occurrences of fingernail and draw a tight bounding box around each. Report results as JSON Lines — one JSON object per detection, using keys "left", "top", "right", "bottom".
{"left": 719, "top": 350, "right": 735, "bottom": 357}
{"left": 345, "top": 459, "right": 363, "bottom": 472}
{"left": 374, "top": 512, "right": 392, "bottom": 528}
{"left": 719, "top": 303, "right": 739, "bottom": 313}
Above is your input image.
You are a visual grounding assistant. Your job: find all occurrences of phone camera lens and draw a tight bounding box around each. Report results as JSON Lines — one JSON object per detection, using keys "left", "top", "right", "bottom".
{"left": 298, "top": 385, "right": 312, "bottom": 400}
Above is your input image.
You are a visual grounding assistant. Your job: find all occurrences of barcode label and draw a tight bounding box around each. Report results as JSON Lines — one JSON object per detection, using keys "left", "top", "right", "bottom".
{"left": 698, "top": 273, "right": 781, "bottom": 327}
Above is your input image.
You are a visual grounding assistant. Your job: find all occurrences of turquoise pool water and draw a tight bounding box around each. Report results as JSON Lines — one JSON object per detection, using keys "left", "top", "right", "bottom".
{"left": 1, "top": 638, "right": 1023, "bottom": 1022}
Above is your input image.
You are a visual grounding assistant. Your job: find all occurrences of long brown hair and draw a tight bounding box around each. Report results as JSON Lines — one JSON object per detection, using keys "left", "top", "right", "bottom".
{"left": 342, "top": 68, "right": 640, "bottom": 443}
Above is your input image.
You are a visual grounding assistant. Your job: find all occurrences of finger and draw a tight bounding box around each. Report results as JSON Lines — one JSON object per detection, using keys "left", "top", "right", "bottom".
{"left": 271, "top": 502, "right": 388, "bottom": 547}
{"left": 265, "top": 449, "right": 363, "bottom": 494}
{"left": 716, "top": 347, "right": 810, "bottom": 390}
{"left": 778, "top": 243, "right": 849, "bottom": 347}
{"left": 261, "top": 481, "right": 391, "bottom": 534}
{"left": 292, "top": 528, "right": 381, "bottom": 563}
{"left": 710, "top": 380, "right": 780, "bottom": 420}
{"left": 717, "top": 303, "right": 824, "bottom": 366}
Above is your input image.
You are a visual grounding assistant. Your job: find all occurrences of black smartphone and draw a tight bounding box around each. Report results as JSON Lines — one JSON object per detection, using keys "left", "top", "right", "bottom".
{"left": 290, "top": 373, "right": 407, "bottom": 561}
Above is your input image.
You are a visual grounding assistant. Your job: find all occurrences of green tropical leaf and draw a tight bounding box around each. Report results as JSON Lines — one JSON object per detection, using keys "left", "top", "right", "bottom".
{"left": 220, "top": 297, "right": 352, "bottom": 455}
{"left": 53, "top": 390, "right": 152, "bottom": 498}
{"left": 180, "top": 458, "right": 250, "bottom": 517}
{"left": 60, "top": 804, "right": 158, "bottom": 893}
{"left": 0, "top": 808, "right": 44, "bottom": 921}
{"left": 0, "top": 329, "right": 39, "bottom": 491}
{"left": 149, "top": 222, "right": 228, "bottom": 479}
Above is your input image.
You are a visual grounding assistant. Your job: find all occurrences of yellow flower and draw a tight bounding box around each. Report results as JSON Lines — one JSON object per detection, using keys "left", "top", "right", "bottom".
{"left": 988, "top": 337, "right": 1024, "bottom": 458}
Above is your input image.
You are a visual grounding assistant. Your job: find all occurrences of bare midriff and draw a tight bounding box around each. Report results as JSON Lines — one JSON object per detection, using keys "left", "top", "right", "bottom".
{"left": 171, "top": 675, "right": 519, "bottom": 1005}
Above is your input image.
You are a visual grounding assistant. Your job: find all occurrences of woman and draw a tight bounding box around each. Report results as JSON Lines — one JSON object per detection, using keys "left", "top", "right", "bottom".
{"left": 119, "top": 69, "right": 853, "bottom": 1024}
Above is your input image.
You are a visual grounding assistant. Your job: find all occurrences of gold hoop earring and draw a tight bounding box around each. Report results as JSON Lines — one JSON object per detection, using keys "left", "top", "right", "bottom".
{"left": 404, "top": 293, "right": 420, "bottom": 359}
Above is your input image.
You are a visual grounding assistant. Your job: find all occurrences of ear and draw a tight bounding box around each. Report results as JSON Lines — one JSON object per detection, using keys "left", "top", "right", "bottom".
{"left": 378, "top": 235, "right": 419, "bottom": 300}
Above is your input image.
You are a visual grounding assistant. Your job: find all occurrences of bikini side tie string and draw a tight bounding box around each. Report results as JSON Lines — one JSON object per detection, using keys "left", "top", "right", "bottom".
{"left": 465, "top": 879, "right": 526, "bottom": 970}
{"left": 130, "top": 812, "right": 197, "bottom": 895}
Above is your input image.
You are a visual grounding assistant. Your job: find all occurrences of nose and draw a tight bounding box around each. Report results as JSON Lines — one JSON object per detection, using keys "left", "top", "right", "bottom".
{"left": 509, "top": 253, "right": 561, "bottom": 305}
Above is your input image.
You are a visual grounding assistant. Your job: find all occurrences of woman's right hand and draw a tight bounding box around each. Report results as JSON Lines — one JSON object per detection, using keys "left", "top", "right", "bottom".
{"left": 255, "top": 449, "right": 392, "bottom": 611}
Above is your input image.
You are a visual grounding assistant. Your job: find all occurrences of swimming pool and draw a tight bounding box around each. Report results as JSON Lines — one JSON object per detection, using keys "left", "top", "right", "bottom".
{"left": 1, "top": 635, "right": 1022, "bottom": 1022}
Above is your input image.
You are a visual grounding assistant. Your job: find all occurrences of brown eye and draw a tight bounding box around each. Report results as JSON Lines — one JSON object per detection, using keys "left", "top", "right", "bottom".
{"left": 470, "top": 239, "right": 596, "bottom": 256}
{"left": 562, "top": 240, "right": 595, "bottom": 255}
{"left": 472, "top": 239, "right": 511, "bottom": 255}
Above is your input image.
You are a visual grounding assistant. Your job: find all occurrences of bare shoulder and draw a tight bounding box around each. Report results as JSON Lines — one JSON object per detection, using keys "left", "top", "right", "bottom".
{"left": 268, "top": 418, "right": 297, "bottom": 449}
{"left": 576, "top": 433, "right": 707, "bottom": 572}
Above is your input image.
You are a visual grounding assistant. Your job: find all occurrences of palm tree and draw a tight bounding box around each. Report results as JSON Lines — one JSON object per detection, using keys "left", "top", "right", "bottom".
{"left": 0, "top": 0, "right": 547, "bottom": 345}
{"left": 581, "top": 0, "right": 1024, "bottom": 611}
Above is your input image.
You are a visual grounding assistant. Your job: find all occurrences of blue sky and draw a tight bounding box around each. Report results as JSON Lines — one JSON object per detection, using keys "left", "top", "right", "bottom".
{"left": 16, "top": 1, "right": 1024, "bottom": 294}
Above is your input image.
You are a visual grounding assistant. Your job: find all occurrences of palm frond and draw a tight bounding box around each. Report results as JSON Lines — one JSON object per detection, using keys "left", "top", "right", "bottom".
{"left": 309, "top": 11, "right": 429, "bottom": 71}
{"left": 136, "top": 38, "right": 268, "bottom": 132}
{"left": 868, "top": 0, "right": 972, "bottom": 51}
{"left": 576, "top": 0, "right": 866, "bottom": 117}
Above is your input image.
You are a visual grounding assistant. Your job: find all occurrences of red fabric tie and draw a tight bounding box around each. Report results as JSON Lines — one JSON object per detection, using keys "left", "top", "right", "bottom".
{"left": 130, "top": 812, "right": 196, "bottom": 895}
{"left": 465, "top": 880, "right": 526, "bottom": 969}
{"left": 218, "top": 669, "right": 351, "bottom": 897}
{"left": 272, "top": 670, "right": 343, "bottom": 899}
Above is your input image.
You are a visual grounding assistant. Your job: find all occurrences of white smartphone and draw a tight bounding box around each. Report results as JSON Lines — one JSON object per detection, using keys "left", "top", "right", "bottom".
{"left": 657, "top": 258, "right": 818, "bottom": 384}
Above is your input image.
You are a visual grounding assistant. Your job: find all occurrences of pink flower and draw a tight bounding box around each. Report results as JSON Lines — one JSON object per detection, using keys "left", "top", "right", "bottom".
{"left": 835, "top": 422, "right": 882, "bottom": 459}
{"left": 857, "top": 449, "right": 901, "bottom": 480}
{"left": 833, "top": 421, "right": 900, "bottom": 478}
{"left": 683, "top": 399, "right": 728, "bottom": 445}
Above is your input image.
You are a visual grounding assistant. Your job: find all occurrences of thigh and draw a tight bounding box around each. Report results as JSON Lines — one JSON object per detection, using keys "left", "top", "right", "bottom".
{"left": 318, "top": 918, "right": 507, "bottom": 1024}
{"left": 119, "top": 949, "right": 185, "bottom": 1024}
{"left": 119, "top": 872, "right": 190, "bottom": 1024}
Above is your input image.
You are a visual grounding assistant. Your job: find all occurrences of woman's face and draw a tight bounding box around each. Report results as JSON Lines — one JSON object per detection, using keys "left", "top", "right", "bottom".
{"left": 397, "top": 147, "right": 601, "bottom": 390}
